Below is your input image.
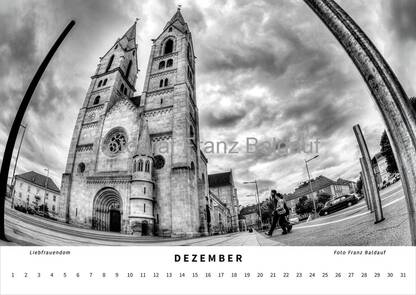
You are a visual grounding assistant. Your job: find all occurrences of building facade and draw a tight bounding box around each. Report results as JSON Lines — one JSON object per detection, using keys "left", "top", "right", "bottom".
{"left": 286, "top": 175, "right": 352, "bottom": 213}
{"left": 59, "top": 9, "right": 209, "bottom": 237}
{"left": 372, "top": 152, "right": 389, "bottom": 188}
{"left": 207, "top": 190, "right": 231, "bottom": 234}
{"left": 208, "top": 171, "right": 240, "bottom": 232}
{"left": 12, "top": 171, "right": 61, "bottom": 217}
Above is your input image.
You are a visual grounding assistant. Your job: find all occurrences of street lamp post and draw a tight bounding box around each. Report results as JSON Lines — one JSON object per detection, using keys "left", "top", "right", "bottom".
{"left": 10, "top": 124, "right": 27, "bottom": 209}
{"left": 243, "top": 180, "right": 263, "bottom": 229}
{"left": 43, "top": 168, "right": 49, "bottom": 216}
{"left": 305, "top": 155, "right": 319, "bottom": 218}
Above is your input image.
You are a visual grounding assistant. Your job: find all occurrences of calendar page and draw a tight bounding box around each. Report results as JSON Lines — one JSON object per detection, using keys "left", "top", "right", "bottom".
{"left": 1, "top": 246, "right": 415, "bottom": 295}
{"left": 2, "top": 0, "right": 416, "bottom": 294}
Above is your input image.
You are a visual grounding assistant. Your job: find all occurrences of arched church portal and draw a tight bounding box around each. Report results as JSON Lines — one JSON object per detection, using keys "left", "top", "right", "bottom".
{"left": 92, "top": 188, "right": 123, "bottom": 232}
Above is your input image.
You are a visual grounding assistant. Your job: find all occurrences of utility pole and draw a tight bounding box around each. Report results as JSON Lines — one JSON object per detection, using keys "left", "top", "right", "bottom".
{"left": 10, "top": 124, "right": 27, "bottom": 209}
{"left": 305, "top": 155, "right": 319, "bottom": 218}
{"left": 243, "top": 180, "right": 263, "bottom": 229}
{"left": 43, "top": 168, "right": 49, "bottom": 216}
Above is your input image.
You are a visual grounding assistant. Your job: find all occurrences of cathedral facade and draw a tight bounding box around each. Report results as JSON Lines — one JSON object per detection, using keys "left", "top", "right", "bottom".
{"left": 59, "top": 9, "right": 209, "bottom": 237}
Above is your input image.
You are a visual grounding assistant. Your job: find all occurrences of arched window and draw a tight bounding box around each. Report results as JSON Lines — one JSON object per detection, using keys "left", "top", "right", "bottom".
{"left": 158, "top": 61, "right": 165, "bottom": 70}
{"left": 126, "top": 60, "right": 132, "bottom": 78}
{"left": 190, "top": 125, "right": 194, "bottom": 138}
{"left": 138, "top": 159, "right": 143, "bottom": 171}
{"left": 164, "top": 78, "right": 168, "bottom": 87}
{"left": 77, "top": 163, "right": 85, "bottom": 173}
{"left": 160, "top": 98, "right": 163, "bottom": 105}
{"left": 159, "top": 79, "right": 163, "bottom": 88}
{"left": 123, "top": 87, "right": 127, "bottom": 95}
{"left": 164, "top": 39, "right": 174, "bottom": 55}
{"left": 106, "top": 54, "right": 114, "bottom": 72}
{"left": 187, "top": 43, "right": 192, "bottom": 63}
{"left": 133, "top": 161, "right": 137, "bottom": 172}
{"left": 103, "top": 79, "right": 108, "bottom": 86}
{"left": 144, "top": 187, "right": 146, "bottom": 194}
{"left": 145, "top": 160, "right": 150, "bottom": 172}
{"left": 93, "top": 96, "right": 100, "bottom": 105}
{"left": 133, "top": 50, "right": 135, "bottom": 56}
{"left": 166, "top": 59, "right": 173, "bottom": 68}
{"left": 120, "top": 84, "right": 124, "bottom": 92}
{"left": 98, "top": 80, "right": 102, "bottom": 87}
{"left": 168, "top": 27, "right": 172, "bottom": 32}
{"left": 190, "top": 162, "right": 195, "bottom": 170}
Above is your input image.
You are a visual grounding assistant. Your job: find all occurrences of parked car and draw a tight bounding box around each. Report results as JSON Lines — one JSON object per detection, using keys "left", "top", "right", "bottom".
{"left": 319, "top": 194, "right": 358, "bottom": 216}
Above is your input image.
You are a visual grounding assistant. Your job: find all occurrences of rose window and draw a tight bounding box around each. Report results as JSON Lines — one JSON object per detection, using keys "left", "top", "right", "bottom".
{"left": 103, "top": 128, "right": 128, "bottom": 157}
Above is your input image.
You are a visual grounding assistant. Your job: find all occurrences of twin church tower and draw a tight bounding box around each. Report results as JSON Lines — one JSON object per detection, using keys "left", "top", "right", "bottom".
{"left": 59, "top": 9, "right": 210, "bottom": 237}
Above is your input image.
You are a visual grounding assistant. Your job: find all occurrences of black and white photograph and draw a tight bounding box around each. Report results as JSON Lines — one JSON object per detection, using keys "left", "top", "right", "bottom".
{"left": 0, "top": 0, "right": 415, "bottom": 294}
{"left": 1, "top": 0, "right": 416, "bottom": 246}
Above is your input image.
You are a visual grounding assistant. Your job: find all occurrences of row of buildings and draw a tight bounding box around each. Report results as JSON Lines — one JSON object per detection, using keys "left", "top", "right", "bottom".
{"left": 239, "top": 175, "right": 357, "bottom": 225}
{"left": 284, "top": 175, "right": 356, "bottom": 213}
{"left": 9, "top": 169, "right": 239, "bottom": 236}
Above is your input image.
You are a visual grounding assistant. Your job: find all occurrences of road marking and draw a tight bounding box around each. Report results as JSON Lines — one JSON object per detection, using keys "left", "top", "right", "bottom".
{"left": 294, "top": 195, "right": 405, "bottom": 229}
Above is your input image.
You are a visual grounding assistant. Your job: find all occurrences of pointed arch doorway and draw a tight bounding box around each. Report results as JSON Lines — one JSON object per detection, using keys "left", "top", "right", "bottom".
{"left": 92, "top": 188, "right": 123, "bottom": 232}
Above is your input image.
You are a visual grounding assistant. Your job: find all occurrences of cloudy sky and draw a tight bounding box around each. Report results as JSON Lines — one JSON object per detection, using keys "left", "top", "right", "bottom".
{"left": 1, "top": 0, "right": 415, "bottom": 207}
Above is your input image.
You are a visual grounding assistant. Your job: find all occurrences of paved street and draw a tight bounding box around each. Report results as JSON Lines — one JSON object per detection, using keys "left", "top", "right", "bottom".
{"left": 1, "top": 181, "right": 411, "bottom": 246}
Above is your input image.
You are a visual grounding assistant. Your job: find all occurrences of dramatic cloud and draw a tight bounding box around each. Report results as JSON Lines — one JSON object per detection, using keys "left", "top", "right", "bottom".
{"left": 1, "top": 0, "right": 412, "bottom": 207}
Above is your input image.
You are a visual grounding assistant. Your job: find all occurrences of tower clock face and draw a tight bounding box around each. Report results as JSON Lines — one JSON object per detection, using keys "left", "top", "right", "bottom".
{"left": 154, "top": 155, "right": 165, "bottom": 169}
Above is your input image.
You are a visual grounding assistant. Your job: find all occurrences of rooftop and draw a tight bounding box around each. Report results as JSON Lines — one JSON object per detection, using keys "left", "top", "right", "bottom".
{"left": 208, "top": 171, "right": 233, "bottom": 187}
{"left": 15, "top": 171, "right": 60, "bottom": 193}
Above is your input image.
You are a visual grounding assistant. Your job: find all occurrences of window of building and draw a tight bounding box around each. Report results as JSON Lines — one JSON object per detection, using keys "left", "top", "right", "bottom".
{"left": 103, "top": 79, "right": 108, "bottom": 86}
{"left": 157, "top": 214, "right": 159, "bottom": 224}
{"left": 144, "top": 187, "right": 146, "bottom": 194}
{"left": 126, "top": 60, "right": 132, "bottom": 78}
{"left": 52, "top": 205, "right": 56, "bottom": 212}
{"left": 158, "top": 61, "right": 165, "bottom": 70}
{"left": 160, "top": 98, "right": 163, "bottom": 105}
{"left": 75, "top": 208, "right": 78, "bottom": 216}
{"left": 103, "top": 128, "right": 128, "bottom": 157}
{"left": 164, "top": 78, "right": 168, "bottom": 87}
{"left": 144, "top": 203, "right": 146, "bottom": 213}
{"left": 123, "top": 87, "right": 127, "bottom": 95}
{"left": 145, "top": 160, "right": 150, "bottom": 172}
{"left": 154, "top": 155, "right": 165, "bottom": 169}
{"left": 106, "top": 55, "right": 114, "bottom": 72}
{"left": 138, "top": 159, "right": 143, "bottom": 171}
{"left": 187, "top": 43, "right": 192, "bottom": 64}
{"left": 159, "top": 79, "right": 163, "bottom": 88}
{"left": 190, "top": 125, "right": 194, "bottom": 139}
{"left": 164, "top": 39, "right": 174, "bottom": 55}
{"left": 133, "top": 161, "right": 137, "bottom": 172}
{"left": 168, "top": 27, "right": 172, "bottom": 32}
{"left": 120, "top": 84, "right": 124, "bottom": 92}
{"left": 98, "top": 80, "right": 102, "bottom": 87}
{"left": 78, "top": 162, "right": 86, "bottom": 173}
{"left": 93, "top": 96, "right": 100, "bottom": 105}
{"left": 166, "top": 59, "right": 173, "bottom": 68}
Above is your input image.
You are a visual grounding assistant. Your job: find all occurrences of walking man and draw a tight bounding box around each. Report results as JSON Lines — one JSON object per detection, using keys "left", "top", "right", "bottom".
{"left": 265, "top": 190, "right": 292, "bottom": 236}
